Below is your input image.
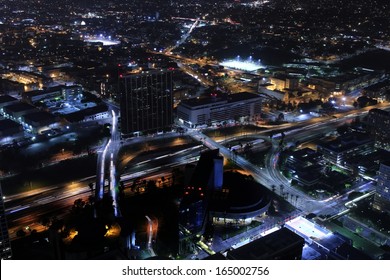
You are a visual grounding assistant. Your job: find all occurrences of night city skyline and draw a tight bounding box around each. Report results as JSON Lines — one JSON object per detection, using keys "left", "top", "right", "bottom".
{"left": 1, "top": 0, "right": 390, "bottom": 260}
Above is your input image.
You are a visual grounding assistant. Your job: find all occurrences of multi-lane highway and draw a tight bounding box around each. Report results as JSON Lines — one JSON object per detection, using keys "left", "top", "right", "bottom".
{"left": 188, "top": 102, "right": 390, "bottom": 216}
{"left": 5, "top": 101, "right": 389, "bottom": 244}
{"left": 4, "top": 137, "right": 204, "bottom": 240}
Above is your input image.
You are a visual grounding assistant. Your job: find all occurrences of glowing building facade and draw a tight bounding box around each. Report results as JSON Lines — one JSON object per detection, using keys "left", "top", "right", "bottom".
{"left": 177, "top": 92, "right": 261, "bottom": 128}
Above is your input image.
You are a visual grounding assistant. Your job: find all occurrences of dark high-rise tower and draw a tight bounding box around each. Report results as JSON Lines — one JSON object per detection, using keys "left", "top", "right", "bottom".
{"left": 374, "top": 161, "right": 390, "bottom": 214}
{"left": 120, "top": 70, "right": 173, "bottom": 137}
{"left": 0, "top": 183, "right": 12, "bottom": 259}
{"left": 179, "top": 149, "right": 223, "bottom": 234}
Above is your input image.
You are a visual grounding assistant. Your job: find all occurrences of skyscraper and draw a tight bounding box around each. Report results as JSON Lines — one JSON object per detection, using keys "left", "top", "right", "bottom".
{"left": 0, "top": 183, "right": 12, "bottom": 259}
{"left": 366, "top": 108, "right": 390, "bottom": 150}
{"left": 120, "top": 70, "right": 173, "bottom": 137}
{"left": 374, "top": 161, "right": 390, "bottom": 214}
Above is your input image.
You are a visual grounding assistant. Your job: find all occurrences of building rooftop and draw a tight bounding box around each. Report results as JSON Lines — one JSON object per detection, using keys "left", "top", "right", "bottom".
{"left": 348, "top": 149, "right": 390, "bottom": 172}
{"left": 368, "top": 108, "right": 390, "bottom": 116}
{"left": 3, "top": 102, "right": 36, "bottom": 113}
{"left": 0, "top": 95, "right": 18, "bottom": 104}
{"left": 289, "top": 147, "right": 322, "bottom": 163}
{"left": 227, "top": 92, "right": 261, "bottom": 102}
{"left": 180, "top": 92, "right": 261, "bottom": 108}
{"left": 0, "top": 119, "right": 22, "bottom": 131}
{"left": 24, "top": 86, "right": 63, "bottom": 97}
{"left": 210, "top": 171, "right": 270, "bottom": 214}
{"left": 295, "top": 168, "right": 322, "bottom": 184}
{"left": 203, "top": 252, "right": 227, "bottom": 260}
{"left": 24, "top": 85, "right": 81, "bottom": 98}
{"left": 311, "top": 71, "right": 374, "bottom": 84}
{"left": 64, "top": 104, "right": 108, "bottom": 122}
{"left": 318, "top": 132, "right": 373, "bottom": 153}
{"left": 380, "top": 161, "right": 390, "bottom": 167}
{"left": 11, "top": 70, "right": 51, "bottom": 80}
{"left": 23, "top": 111, "right": 56, "bottom": 123}
{"left": 332, "top": 242, "right": 371, "bottom": 260}
{"left": 180, "top": 96, "right": 227, "bottom": 108}
{"left": 227, "top": 227, "right": 305, "bottom": 260}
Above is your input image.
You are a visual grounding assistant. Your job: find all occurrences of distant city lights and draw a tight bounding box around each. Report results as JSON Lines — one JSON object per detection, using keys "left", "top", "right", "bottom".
{"left": 220, "top": 56, "right": 264, "bottom": 71}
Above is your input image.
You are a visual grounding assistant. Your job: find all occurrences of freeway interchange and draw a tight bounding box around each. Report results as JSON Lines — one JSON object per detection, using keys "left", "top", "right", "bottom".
{"left": 4, "top": 102, "right": 389, "bottom": 246}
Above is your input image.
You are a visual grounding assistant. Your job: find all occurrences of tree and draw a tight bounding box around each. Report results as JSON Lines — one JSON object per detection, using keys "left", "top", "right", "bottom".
{"left": 352, "top": 116, "right": 361, "bottom": 125}
{"left": 72, "top": 198, "right": 86, "bottom": 214}
{"left": 88, "top": 182, "right": 94, "bottom": 193}
{"left": 279, "top": 184, "right": 285, "bottom": 196}
{"left": 41, "top": 216, "right": 51, "bottom": 228}
{"left": 291, "top": 179, "right": 298, "bottom": 186}
{"left": 348, "top": 191, "right": 363, "bottom": 201}
{"left": 119, "top": 181, "right": 125, "bottom": 193}
{"left": 337, "top": 124, "right": 350, "bottom": 135}
{"left": 16, "top": 229, "right": 26, "bottom": 237}
{"left": 146, "top": 180, "right": 157, "bottom": 191}
{"left": 357, "top": 96, "right": 377, "bottom": 108}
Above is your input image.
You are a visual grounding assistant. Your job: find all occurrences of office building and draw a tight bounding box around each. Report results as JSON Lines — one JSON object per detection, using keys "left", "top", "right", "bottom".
{"left": 120, "top": 70, "right": 173, "bottom": 136}
{"left": 268, "top": 75, "right": 299, "bottom": 91}
{"left": 22, "top": 85, "right": 83, "bottom": 104}
{"left": 366, "top": 108, "right": 390, "bottom": 150}
{"left": 284, "top": 148, "right": 323, "bottom": 188}
{"left": 177, "top": 92, "right": 261, "bottom": 128}
{"left": 317, "top": 132, "right": 375, "bottom": 166}
{"left": 374, "top": 161, "right": 390, "bottom": 214}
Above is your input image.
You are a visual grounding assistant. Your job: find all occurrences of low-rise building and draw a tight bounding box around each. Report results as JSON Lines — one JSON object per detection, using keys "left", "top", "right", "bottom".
{"left": 284, "top": 148, "right": 323, "bottom": 188}
{"left": 363, "top": 80, "right": 390, "bottom": 102}
{"left": 23, "top": 87, "right": 63, "bottom": 104}
{"left": 268, "top": 75, "right": 299, "bottom": 91}
{"left": 177, "top": 92, "right": 261, "bottom": 127}
{"left": 307, "top": 70, "right": 385, "bottom": 95}
{"left": 22, "top": 84, "right": 83, "bottom": 104}
{"left": 226, "top": 227, "right": 305, "bottom": 260}
{"left": 63, "top": 104, "right": 108, "bottom": 123}
{"left": 317, "top": 132, "right": 375, "bottom": 167}
{"left": 0, "top": 119, "right": 23, "bottom": 138}
{"left": 346, "top": 149, "right": 390, "bottom": 178}
{"left": 0, "top": 95, "right": 18, "bottom": 110}
{"left": 21, "top": 111, "right": 59, "bottom": 134}
{"left": 2, "top": 102, "right": 37, "bottom": 121}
